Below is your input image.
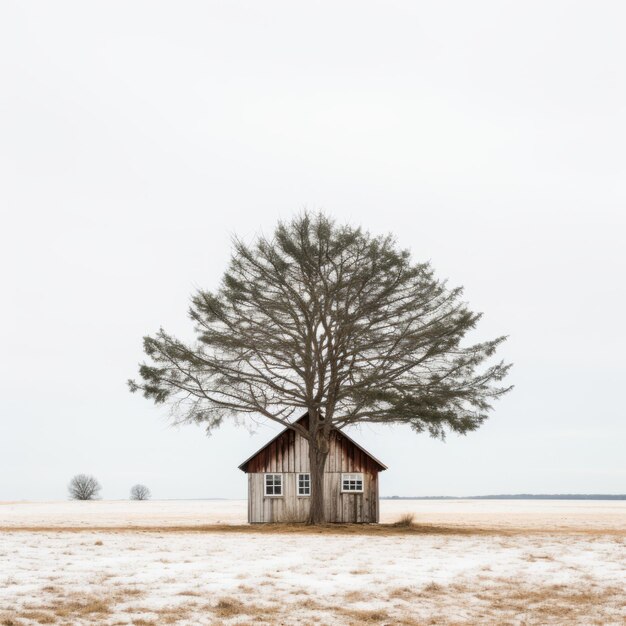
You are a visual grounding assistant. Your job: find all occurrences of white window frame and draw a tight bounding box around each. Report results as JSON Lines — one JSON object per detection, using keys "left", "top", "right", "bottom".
{"left": 341, "top": 473, "right": 364, "bottom": 493}
{"left": 297, "top": 473, "right": 311, "bottom": 497}
{"left": 264, "top": 473, "right": 283, "bottom": 497}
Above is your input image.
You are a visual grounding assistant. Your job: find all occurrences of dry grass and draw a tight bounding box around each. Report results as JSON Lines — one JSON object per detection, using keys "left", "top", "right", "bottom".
{"left": 3, "top": 580, "right": 624, "bottom": 626}
{"left": 2, "top": 517, "right": 624, "bottom": 626}
{"left": 393, "top": 512, "right": 416, "bottom": 527}
{"left": 121, "top": 603, "right": 197, "bottom": 624}
{"left": 525, "top": 553, "right": 556, "bottom": 562}
{"left": 15, "top": 612, "right": 55, "bottom": 624}
{"left": 387, "top": 586, "right": 414, "bottom": 600}
{"left": 6, "top": 587, "right": 149, "bottom": 625}
{"left": 423, "top": 582, "right": 444, "bottom": 594}
{"left": 342, "top": 590, "right": 368, "bottom": 602}
{"left": 213, "top": 597, "right": 246, "bottom": 618}
{"left": 337, "top": 607, "right": 391, "bottom": 623}
{"left": 197, "top": 597, "right": 283, "bottom": 622}
{"left": 119, "top": 586, "right": 143, "bottom": 597}
{"left": 177, "top": 589, "right": 203, "bottom": 597}
{"left": 154, "top": 605, "right": 197, "bottom": 624}
{"left": 46, "top": 596, "right": 110, "bottom": 617}
{"left": 3, "top": 522, "right": 623, "bottom": 537}
{"left": 120, "top": 597, "right": 285, "bottom": 623}
{"left": 9, "top": 594, "right": 113, "bottom": 625}
{"left": 475, "top": 581, "right": 625, "bottom": 620}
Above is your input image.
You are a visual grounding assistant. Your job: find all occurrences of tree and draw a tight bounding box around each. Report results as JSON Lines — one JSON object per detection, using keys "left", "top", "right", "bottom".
{"left": 129, "top": 212, "right": 511, "bottom": 524}
{"left": 68, "top": 474, "right": 101, "bottom": 500}
{"left": 130, "top": 484, "right": 151, "bottom": 500}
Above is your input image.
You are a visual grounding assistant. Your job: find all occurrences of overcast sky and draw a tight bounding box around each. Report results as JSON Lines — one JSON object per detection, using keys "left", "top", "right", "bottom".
{"left": 1, "top": 1, "right": 624, "bottom": 500}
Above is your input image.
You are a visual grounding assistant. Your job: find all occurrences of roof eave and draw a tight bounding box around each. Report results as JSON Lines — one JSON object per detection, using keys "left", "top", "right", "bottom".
{"left": 237, "top": 413, "right": 387, "bottom": 472}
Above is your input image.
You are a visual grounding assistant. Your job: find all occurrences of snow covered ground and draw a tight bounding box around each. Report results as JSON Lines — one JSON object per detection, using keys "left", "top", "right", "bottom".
{"left": 1, "top": 498, "right": 625, "bottom": 531}
{"left": 1, "top": 500, "right": 624, "bottom": 625}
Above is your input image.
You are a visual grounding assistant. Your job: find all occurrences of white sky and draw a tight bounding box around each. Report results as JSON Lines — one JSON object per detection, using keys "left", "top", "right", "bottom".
{"left": 1, "top": 1, "right": 624, "bottom": 500}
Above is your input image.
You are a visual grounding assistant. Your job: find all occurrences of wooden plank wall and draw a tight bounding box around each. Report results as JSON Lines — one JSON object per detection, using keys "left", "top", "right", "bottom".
{"left": 247, "top": 428, "right": 380, "bottom": 523}
{"left": 245, "top": 428, "right": 381, "bottom": 474}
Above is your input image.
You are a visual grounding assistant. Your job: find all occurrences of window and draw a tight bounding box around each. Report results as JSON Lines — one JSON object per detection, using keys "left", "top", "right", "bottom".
{"left": 264, "top": 474, "right": 283, "bottom": 496}
{"left": 341, "top": 473, "right": 363, "bottom": 492}
{"left": 297, "top": 473, "right": 311, "bottom": 496}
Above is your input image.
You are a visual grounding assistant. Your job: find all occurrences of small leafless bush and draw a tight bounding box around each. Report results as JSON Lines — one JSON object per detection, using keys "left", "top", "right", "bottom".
{"left": 130, "top": 484, "right": 151, "bottom": 501}
{"left": 68, "top": 474, "right": 101, "bottom": 500}
{"left": 393, "top": 512, "right": 416, "bottom": 527}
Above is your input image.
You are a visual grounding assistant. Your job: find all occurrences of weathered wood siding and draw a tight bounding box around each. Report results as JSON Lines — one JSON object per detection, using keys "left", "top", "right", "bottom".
{"left": 246, "top": 428, "right": 380, "bottom": 523}
{"left": 245, "top": 428, "right": 382, "bottom": 474}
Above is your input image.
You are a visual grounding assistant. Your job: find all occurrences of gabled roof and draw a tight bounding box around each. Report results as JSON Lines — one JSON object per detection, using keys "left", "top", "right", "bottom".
{"left": 238, "top": 412, "right": 387, "bottom": 472}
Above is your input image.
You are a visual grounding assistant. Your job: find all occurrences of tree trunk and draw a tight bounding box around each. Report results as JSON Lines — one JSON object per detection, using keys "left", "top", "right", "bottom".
{"left": 307, "top": 437, "right": 329, "bottom": 525}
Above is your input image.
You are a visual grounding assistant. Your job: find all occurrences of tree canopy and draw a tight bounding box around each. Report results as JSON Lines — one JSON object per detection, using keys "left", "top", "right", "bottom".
{"left": 130, "top": 212, "right": 510, "bottom": 436}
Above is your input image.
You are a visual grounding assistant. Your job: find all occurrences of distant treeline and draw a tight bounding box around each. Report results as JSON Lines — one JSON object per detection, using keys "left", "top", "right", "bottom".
{"left": 382, "top": 494, "right": 626, "bottom": 500}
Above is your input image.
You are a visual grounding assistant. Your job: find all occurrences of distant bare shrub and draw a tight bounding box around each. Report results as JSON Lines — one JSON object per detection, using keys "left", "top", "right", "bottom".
{"left": 68, "top": 474, "right": 101, "bottom": 501}
{"left": 393, "top": 512, "right": 416, "bottom": 527}
{"left": 130, "top": 484, "right": 151, "bottom": 501}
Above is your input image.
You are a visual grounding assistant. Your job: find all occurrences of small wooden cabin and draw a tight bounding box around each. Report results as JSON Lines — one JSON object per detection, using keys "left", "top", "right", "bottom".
{"left": 239, "top": 415, "right": 387, "bottom": 523}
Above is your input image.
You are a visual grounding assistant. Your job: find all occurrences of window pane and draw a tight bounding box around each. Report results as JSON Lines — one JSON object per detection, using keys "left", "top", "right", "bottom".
{"left": 298, "top": 473, "right": 310, "bottom": 495}
{"left": 342, "top": 473, "right": 363, "bottom": 491}
{"left": 266, "top": 474, "right": 283, "bottom": 495}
